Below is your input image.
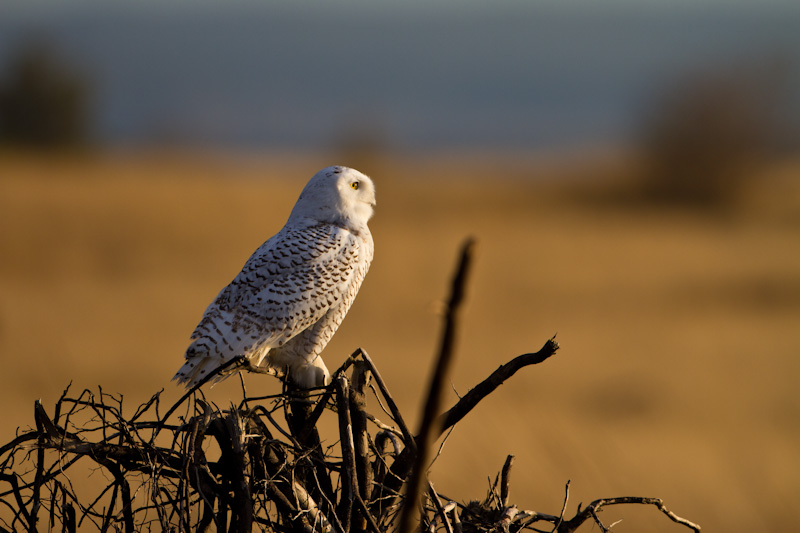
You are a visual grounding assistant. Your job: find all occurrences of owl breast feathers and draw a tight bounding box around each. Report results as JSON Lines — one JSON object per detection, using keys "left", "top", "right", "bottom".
{"left": 173, "top": 166, "right": 375, "bottom": 389}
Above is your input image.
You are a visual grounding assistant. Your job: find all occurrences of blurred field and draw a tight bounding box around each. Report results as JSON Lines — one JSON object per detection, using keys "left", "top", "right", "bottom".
{"left": 1, "top": 150, "right": 799, "bottom": 531}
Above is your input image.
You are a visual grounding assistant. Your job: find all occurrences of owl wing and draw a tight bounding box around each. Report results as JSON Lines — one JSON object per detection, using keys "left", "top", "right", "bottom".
{"left": 187, "top": 224, "right": 363, "bottom": 363}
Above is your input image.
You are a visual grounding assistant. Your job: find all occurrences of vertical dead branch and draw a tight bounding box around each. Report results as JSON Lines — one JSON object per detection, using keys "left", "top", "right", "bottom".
{"left": 95, "top": 460, "right": 134, "bottom": 533}
{"left": 349, "top": 362, "right": 373, "bottom": 506}
{"left": 61, "top": 487, "right": 75, "bottom": 533}
{"left": 224, "top": 411, "right": 253, "bottom": 533}
{"left": 287, "top": 387, "right": 336, "bottom": 516}
{"left": 100, "top": 482, "right": 118, "bottom": 533}
{"left": 553, "top": 479, "right": 570, "bottom": 533}
{"left": 500, "top": 455, "right": 514, "bottom": 509}
{"left": 335, "top": 376, "right": 356, "bottom": 533}
{"left": 31, "top": 401, "right": 47, "bottom": 533}
{"left": 118, "top": 475, "right": 134, "bottom": 533}
{"left": 396, "top": 238, "right": 475, "bottom": 533}
{"left": 188, "top": 402, "right": 217, "bottom": 533}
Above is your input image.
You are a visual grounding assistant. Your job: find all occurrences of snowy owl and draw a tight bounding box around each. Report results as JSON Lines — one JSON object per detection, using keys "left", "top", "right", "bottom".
{"left": 174, "top": 166, "right": 375, "bottom": 389}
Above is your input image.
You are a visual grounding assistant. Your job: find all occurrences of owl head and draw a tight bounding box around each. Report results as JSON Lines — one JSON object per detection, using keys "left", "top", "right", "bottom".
{"left": 289, "top": 166, "right": 376, "bottom": 232}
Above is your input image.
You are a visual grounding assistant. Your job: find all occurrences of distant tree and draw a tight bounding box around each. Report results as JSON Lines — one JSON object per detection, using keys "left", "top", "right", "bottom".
{"left": 639, "top": 58, "right": 789, "bottom": 207}
{"left": 0, "top": 42, "right": 90, "bottom": 149}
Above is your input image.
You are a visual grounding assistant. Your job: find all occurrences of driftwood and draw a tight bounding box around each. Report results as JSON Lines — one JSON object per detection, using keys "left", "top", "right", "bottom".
{"left": 0, "top": 239, "right": 700, "bottom": 532}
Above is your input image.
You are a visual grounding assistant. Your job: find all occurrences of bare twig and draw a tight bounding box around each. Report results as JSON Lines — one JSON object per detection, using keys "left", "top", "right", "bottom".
{"left": 353, "top": 492, "right": 382, "bottom": 533}
{"left": 358, "top": 349, "right": 415, "bottom": 453}
{"left": 156, "top": 354, "right": 258, "bottom": 436}
{"left": 437, "top": 336, "right": 559, "bottom": 435}
{"left": 555, "top": 496, "right": 701, "bottom": 533}
{"left": 552, "top": 479, "right": 570, "bottom": 533}
{"left": 427, "top": 482, "right": 454, "bottom": 533}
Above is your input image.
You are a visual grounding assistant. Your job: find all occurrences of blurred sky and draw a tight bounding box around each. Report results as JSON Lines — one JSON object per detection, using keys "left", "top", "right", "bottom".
{"left": 1, "top": 0, "right": 799, "bottom": 151}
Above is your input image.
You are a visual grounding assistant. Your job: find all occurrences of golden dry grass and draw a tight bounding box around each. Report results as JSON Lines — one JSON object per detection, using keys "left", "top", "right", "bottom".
{"left": 1, "top": 150, "right": 798, "bottom": 531}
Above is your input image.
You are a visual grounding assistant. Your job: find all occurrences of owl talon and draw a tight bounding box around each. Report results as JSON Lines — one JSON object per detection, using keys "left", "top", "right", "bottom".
{"left": 235, "top": 356, "right": 277, "bottom": 376}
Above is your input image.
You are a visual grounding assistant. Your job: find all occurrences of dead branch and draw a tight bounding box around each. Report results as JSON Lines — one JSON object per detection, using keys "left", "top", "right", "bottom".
{"left": 0, "top": 239, "right": 700, "bottom": 533}
{"left": 500, "top": 455, "right": 514, "bottom": 509}
{"left": 373, "top": 345, "right": 559, "bottom": 521}
{"left": 555, "top": 495, "right": 702, "bottom": 533}
{"left": 349, "top": 360, "right": 373, "bottom": 533}
{"left": 397, "top": 238, "right": 475, "bottom": 533}
{"left": 427, "top": 483, "right": 453, "bottom": 533}
{"left": 358, "top": 349, "right": 415, "bottom": 453}
{"left": 437, "top": 337, "right": 559, "bottom": 435}
{"left": 335, "top": 376, "right": 356, "bottom": 533}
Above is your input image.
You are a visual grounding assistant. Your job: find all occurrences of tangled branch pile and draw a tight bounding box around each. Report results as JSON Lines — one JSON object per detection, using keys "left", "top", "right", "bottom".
{"left": 0, "top": 241, "right": 700, "bottom": 532}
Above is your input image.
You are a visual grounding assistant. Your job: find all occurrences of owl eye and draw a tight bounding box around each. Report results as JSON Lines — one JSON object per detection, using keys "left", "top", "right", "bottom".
{"left": 350, "top": 181, "right": 360, "bottom": 190}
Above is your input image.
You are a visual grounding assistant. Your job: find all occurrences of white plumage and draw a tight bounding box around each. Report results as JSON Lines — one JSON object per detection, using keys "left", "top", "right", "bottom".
{"left": 174, "top": 166, "right": 375, "bottom": 389}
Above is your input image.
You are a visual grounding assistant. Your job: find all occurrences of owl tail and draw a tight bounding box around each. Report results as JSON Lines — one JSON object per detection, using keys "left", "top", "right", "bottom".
{"left": 173, "top": 340, "right": 234, "bottom": 388}
{"left": 173, "top": 355, "right": 222, "bottom": 388}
